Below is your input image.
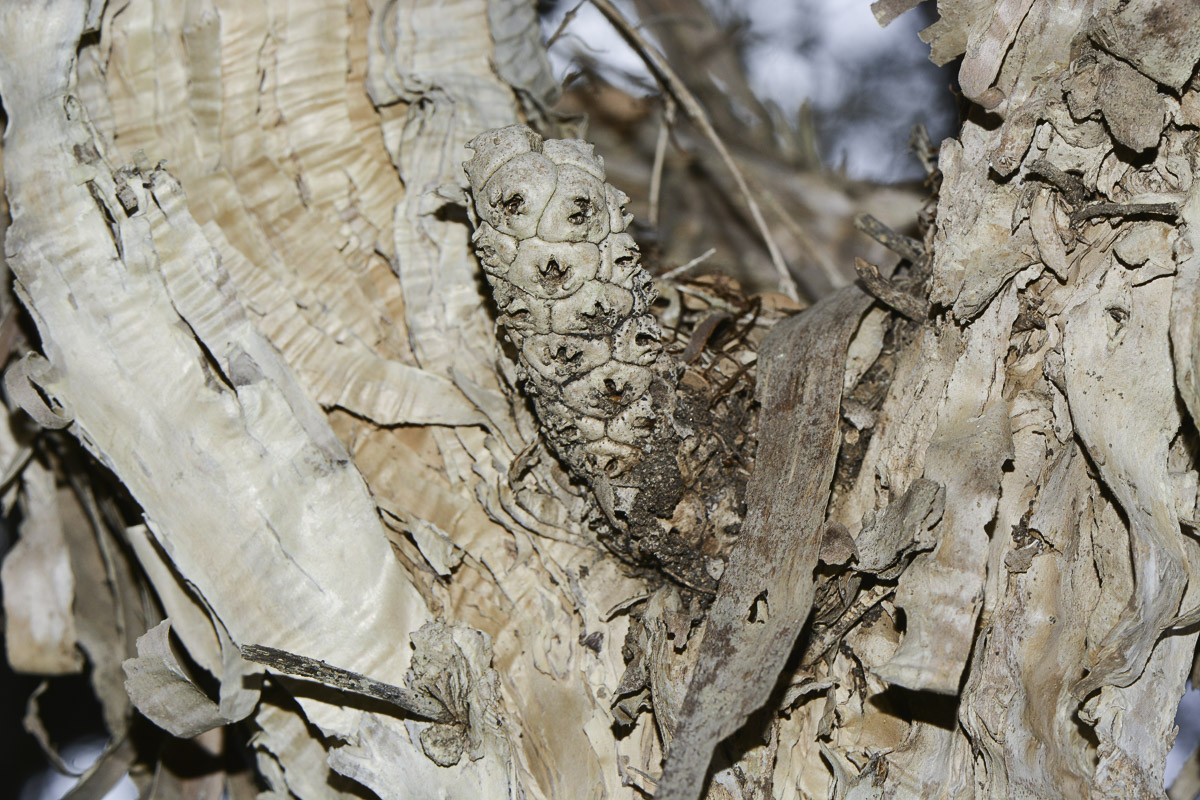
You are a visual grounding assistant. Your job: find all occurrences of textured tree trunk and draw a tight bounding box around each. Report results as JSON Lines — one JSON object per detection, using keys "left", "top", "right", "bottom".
{"left": 2, "top": 1, "right": 1199, "bottom": 799}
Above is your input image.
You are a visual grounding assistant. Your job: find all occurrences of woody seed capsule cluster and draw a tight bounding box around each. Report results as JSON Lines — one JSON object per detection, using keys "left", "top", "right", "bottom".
{"left": 464, "top": 126, "right": 703, "bottom": 577}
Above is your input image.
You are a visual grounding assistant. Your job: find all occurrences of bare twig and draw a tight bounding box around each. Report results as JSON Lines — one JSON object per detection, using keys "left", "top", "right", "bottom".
{"left": 659, "top": 246, "right": 716, "bottom": 281}
{"left": 854, "top": 213, "right": 925, "bottom": 264}
{"left": 240, "top": 644, "right": 454, "bottom": 723}
{"left": 1027, "top": 158, "right": 1087, "bottom": 206}
{"left": 588, "top": 0, "right": 799, "bottom": 302}
{"left": 649, "top": 96, "right": 676, "bottom": 228}
{"left": 1070, "top": 202, "right": 1179, "bottom": 224}
{"left": 908, "top": 123, "right": 937, "bottom": 178}
{"left": 708, "top": 357, "right": 756, "bottom": 409}
{"left": 546, "top": 1, "right": 587, "bottom": 48}
{"left": 854, "top": 258, "right": 928, "bottom": 322}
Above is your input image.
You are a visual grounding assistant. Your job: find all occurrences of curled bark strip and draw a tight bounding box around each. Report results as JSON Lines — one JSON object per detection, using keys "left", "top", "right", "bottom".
{"left": 875, "top": 289, "right": 1016, "bottom": 694}
{"left": 1027, "top": 158, "right": 1087, "bottom": 206}
{"left": 1064, "top": 269, "right": 1185, "bottom": 699}
{"left": 655, "top": 285, "right": 874, "bottom": 800}
{"left": 123, "top": 621, "right": 236, "bottom": 739}
{"left": 4, "top": 353, "right": 74, "bottom": 429}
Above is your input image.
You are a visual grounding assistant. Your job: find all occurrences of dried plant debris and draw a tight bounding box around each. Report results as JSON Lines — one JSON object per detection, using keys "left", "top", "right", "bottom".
{"left": 465, "top": 125, "right": 778, "bottom": 593}
{"left": 9, "top": 0, "right": 1200, "bottom": 798}
{"left": 657, "top": 284, "right": 877, "bottom": 800}
{"left": 122, "top": 620, "right": 254, "bottom": 739}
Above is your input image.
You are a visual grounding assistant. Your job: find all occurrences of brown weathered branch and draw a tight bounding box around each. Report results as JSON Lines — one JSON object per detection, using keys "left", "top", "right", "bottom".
{"left": 854, "top": 212, "right": 925, "bottom": 263}
{"left": 854, "top": 258, "right": 928, "bottom": 321}
{"left": 240, "top": 644, "right": 454, "bottom": 723}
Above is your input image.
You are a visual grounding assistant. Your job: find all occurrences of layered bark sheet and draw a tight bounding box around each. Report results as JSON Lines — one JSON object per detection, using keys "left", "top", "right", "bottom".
{"left": 2, "top": 1, "right": 1200, "bottom": 799}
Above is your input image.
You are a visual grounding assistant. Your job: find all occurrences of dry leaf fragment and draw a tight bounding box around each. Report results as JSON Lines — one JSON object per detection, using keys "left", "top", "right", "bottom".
{"left": 1, "top": 460, "right": 83, "bottom": 674}
{"left": 123, "top": 620, "right": 243, "bottom": 739}
{"left": 328, "top": 620, "right": 517, "bottom": 798}
{"left": 656, "top": 285, "right": 874, "bottom": 800}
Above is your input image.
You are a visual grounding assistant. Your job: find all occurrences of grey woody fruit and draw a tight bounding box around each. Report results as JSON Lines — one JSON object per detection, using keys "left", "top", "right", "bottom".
{"left": 466, "top": 124, "right": 748, "bottom": 593}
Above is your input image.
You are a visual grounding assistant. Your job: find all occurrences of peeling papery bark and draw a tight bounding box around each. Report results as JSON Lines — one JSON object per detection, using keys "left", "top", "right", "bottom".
{"left": 4, "top": 0, "right": 1200, "bottom": 798}
{"left": 0, "top": 1, "right": 435, "bottom": 794}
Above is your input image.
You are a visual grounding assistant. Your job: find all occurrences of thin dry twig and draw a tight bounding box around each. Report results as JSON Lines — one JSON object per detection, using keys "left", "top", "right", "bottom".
{"left": 800, "top": 583, "right": 895, "bottom": 666}
{"left": 908, "top": 123, "right": 937, "bottom": 178}
{"left": 761, "top": 188, "right": 845, "bottom": 291}
{"left": 854, "top": 258, "right": 928, "bottom": 322}
{"left": 1070, "top": 202, "right": 1179, "bottom": 224}
{"left": 854, "top": 213, "right": 925, "bottom": 264}
{"left": 1027, "top": 158, "right": 1088, "bottom": 206}
{"left": 708, "top": 357, "right": 756, "bottom": 409}
{"left": 240, "top": 644, "right": 453, "bottom": 723}
{"left": 546, "top": 1, "right": 587, "bottom": 47}
{"left": 659, "top": 246, "right": 716, "bottom": 281}
{"left": 649, "top": 95, "right": 676, "bottom": 228}
{"left": 587, "top": 0, "right": 800, "bottom": 302}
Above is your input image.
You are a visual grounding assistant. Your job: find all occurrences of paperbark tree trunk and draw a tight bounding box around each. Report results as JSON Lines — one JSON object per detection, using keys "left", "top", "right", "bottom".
{"left": 2, "top": 1, "right": 1199, "bottom": 799}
